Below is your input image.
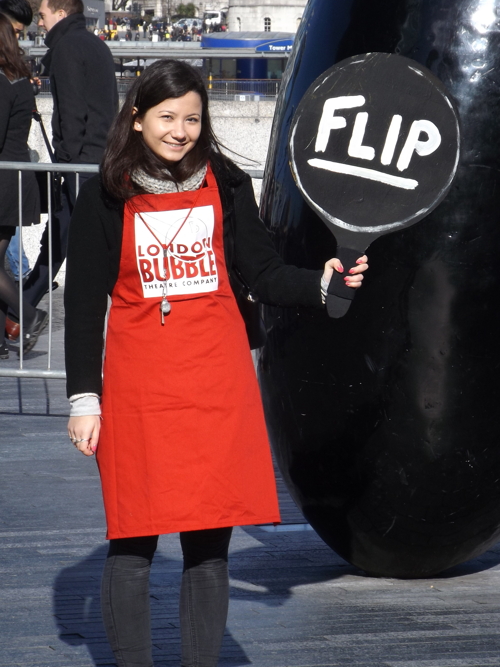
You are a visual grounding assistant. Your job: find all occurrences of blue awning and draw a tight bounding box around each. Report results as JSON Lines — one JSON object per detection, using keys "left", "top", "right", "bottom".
{"left": 201, "top": 31, "right": 294, "bottom": 51}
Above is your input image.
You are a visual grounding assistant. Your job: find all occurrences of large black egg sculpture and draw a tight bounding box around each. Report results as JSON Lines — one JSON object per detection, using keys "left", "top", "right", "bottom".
{"left": 258, "top": 0, "right": 500, "bottom": 577}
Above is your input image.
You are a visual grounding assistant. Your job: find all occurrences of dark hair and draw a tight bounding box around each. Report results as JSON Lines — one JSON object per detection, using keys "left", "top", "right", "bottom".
{"left": 0, "top": 13, "right": 30, "bottom": 80}
{"left": 0, "top": 0, "right": 32, "bottom": 26}
{"left": 101, "top": 59, "right": 222, "bottom": 201}
{"left": 47, "top": 0, "right": 83, "bottom": 14}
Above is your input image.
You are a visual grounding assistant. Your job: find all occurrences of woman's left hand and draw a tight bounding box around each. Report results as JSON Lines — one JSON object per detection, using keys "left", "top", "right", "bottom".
{"left": 323, "top": 255, "right": 368, "bottom": 288}
{"left": 68, "top": 415, "right": 101, "bottom": 457}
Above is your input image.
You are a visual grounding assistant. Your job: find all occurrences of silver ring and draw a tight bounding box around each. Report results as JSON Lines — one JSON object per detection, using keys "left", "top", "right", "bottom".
{"left": 74, "top": 438, "right": 89, "bottom": 443}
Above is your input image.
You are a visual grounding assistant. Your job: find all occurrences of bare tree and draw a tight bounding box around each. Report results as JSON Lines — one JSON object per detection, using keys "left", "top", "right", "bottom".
{"left": 161, "top": 0, "right": 173, "bottom": 22}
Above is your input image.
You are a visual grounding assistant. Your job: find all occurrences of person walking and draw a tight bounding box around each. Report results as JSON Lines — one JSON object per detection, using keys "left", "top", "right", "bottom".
{"left": 21, "top": 0, "right": 118, "bottom": 310}
{"left": 65, "top": 59, "right": 368, "bottom": 666}
{"left": 0, "top": 14, "right": 46, "bottom": 359}
{"left": 1, "top": 0, "right": 36, "bottom": 315}
{"left": 1, "top": 0, "right": 39, "bottom": 344}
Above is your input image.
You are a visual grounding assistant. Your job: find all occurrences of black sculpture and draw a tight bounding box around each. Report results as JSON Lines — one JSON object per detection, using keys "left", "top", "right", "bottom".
{"left": 259, "top": 0, "right": 500, "bottom": 577}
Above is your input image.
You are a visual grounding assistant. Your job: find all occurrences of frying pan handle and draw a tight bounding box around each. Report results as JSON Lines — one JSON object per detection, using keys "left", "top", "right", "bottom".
{"left": 326, "top": 246, "right": 363, "bottom": 318}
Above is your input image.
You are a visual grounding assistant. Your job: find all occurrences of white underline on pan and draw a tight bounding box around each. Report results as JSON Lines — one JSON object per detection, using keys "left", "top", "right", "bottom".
{"left": 308, "top": 158, "right": 419, "bottom": 190}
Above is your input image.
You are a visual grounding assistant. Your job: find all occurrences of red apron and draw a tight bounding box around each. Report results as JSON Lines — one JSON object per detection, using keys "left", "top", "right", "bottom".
{"left": 98, "top": 166, "right": 280, "bottom": 539}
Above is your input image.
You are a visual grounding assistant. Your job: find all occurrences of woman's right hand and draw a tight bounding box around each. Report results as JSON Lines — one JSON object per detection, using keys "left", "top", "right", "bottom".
{"left": 323, "top": 255, "right": 368, "bottom": 287}
{"left": 68, "top": 415, "right": 101, "bottom": 457}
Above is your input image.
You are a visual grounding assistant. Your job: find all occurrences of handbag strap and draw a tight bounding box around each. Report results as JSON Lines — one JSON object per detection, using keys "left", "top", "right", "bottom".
{"left": 32, "top": 100, "right": 56, "bottom": 163}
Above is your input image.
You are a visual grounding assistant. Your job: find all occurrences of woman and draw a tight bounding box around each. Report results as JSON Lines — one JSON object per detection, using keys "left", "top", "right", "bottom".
{"left": 0, "top": 14, "right": 47, "bottom": 359}
{"left": 65, "top": 59, "right": 368, "bottom": 667}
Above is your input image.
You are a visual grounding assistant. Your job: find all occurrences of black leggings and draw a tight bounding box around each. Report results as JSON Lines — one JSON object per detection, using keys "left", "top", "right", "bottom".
{"left": 101, "top": 527, "right": 233, "bottom": 667}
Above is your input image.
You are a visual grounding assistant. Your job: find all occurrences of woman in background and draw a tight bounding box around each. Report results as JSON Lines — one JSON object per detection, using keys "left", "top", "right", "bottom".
{"left": 0, "top": 14, "right": 46, "bottom": 359}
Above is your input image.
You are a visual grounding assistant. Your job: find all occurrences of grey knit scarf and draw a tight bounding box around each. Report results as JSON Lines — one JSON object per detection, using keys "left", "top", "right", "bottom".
{"left": 131, "top": 164, "right": 207, "bottom": 194}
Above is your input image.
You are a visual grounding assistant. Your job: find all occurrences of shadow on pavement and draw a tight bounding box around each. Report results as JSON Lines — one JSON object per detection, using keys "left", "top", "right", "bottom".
{"left": 234, "top": 525, "right": 362, "bottom": 604}
{"left": 45, "top": 522, "right": 500, "bottom": 666}
{"left": 438, "top": 548, "right": 500, "bottom": 578}
{"left": 241, "top": 525, "right": 500, "bottom": 586}
{"left": 53, "top": 544, "right": 251, "bottom": 667}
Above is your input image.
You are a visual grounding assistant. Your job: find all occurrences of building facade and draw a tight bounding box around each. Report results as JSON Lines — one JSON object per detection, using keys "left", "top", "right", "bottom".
{"left": 104, "top": 0, "right": 305, "bottom": 29}
{"left": 104, "top": 0, "right": 228, "bottom": 21}
{"left": 197, "top": 1, "right": 228, "bottom": 15}
{"left": 85, "top": 0, "right": 106, "bottom": 28}
{"left": 227, "top": 0, "right": 307, "bottom": 33}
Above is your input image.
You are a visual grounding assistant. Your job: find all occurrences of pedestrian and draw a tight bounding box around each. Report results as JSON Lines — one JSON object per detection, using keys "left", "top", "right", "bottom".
{"left": 65, "top": 59, "right": 368, "bottom": 666}
{"left": 22, "top": 0, "right": 117, "bottom": 310}
{"left": 0, "top": 14, "right": 46, "bottom": 359}
{"left": 0, "top": 0, "right": 33, "bottom": 296}
{"left": 0, "top": 0, "right": 32, "bottom": 34}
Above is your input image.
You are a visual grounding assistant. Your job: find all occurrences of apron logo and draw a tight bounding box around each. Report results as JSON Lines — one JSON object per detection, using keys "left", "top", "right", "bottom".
{"left": 134, "top": 205, "right": 218, "bottom": 298}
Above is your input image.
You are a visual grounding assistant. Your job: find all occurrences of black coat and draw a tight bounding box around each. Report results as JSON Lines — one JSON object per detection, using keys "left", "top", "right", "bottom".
{"left": 0, "top": 71, "right": 40, "bottom": 226}
{"left": 64, "top": 156, "right": 323, "bottom": 397}
{"left": 42, "top": 13, "right": 118, "bottom": 164}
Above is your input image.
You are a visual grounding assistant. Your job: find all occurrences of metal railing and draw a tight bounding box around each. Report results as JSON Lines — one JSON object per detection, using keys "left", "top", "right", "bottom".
{"left": 36, "top": 76, "right": 283, "bottom": 100}
{"left": 0, "top": 161, "right": 263, "bottom": 380}
{"left": 207, "top": 78, "right": 282, "bottom": 100}
{"left": 0, "top": 162, "right": 98, "bottom": 380}
{"left": 37, "top": 76, "right": 135, "bottom": 98}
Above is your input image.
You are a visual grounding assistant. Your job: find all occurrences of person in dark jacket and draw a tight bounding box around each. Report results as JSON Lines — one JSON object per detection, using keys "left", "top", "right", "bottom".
{"left": 0, "top": 0, "right": 36, "bottom": 293}
{"left": 0, "top": 14, "right": 46, "bottom": 359}
{"left": 19, "top": 0, "right": 118, "bottom": 310}
{"left": 65, "top": 59, "right": 368, "bottom": 667}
